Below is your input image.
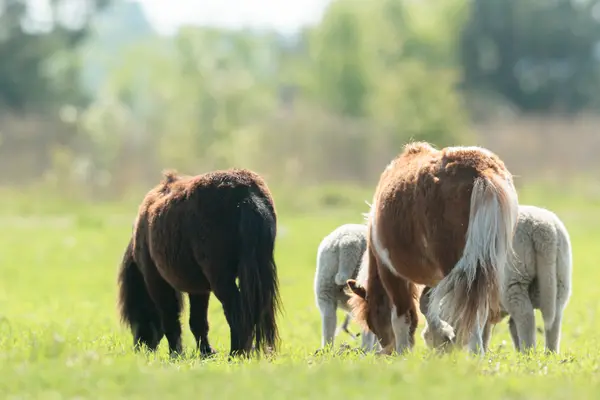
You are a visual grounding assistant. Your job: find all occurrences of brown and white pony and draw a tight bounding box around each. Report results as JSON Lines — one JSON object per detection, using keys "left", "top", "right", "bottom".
{"left": 347, "top": 142, "right": 518, "bottom": 355}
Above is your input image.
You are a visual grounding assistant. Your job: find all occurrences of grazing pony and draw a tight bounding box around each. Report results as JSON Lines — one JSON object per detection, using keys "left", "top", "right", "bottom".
{"left": 348, "top": 239, "right": 420, "bottom": 354}
{"left": 424, "top": 205, "right": 572, "bottom": 354}
{"left": 347, "top": 142, "right": 519, "bottom": 355}
{"left": 117, "top": 169, "right": 281, "bottom": 358}
{"left": 314, "top": 223, "right": 377, "bottom": 351}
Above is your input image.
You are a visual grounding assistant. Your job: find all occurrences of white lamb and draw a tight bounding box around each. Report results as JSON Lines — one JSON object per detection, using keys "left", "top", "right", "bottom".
{"left": 423, "top": 204, "right": 573, "bottom": 353}
{"left": 314, "top": 223, "right": 377, "bottom": 351}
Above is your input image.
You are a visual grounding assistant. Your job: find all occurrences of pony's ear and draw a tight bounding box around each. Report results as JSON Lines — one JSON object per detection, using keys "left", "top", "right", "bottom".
{"left": 346, "top": 279, "right": 367, "bottom": 299}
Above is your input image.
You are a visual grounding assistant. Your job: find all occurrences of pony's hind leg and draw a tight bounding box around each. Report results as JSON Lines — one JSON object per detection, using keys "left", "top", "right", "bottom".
{"left": 143, "top": 265, "right": 184, "bottom": 357}
{"left": 212, "top": 280, "right": 247, "bottom": 358}
{"left": 189, "top": 293, "right": 215, "bottom": 357}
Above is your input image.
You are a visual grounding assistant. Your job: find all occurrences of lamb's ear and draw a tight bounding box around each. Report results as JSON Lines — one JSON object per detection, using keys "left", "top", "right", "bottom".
{"left": 346, "top": 279, "right": 367, "bottom": 299}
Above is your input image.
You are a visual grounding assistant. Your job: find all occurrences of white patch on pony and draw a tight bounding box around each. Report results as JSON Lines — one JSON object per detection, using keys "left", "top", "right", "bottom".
{"left": 361, "top": 200, "right": 372, "bottom": 222}
{"left": 391, "top": 306, "right": 412, "bottom": 354}
{"left": 369, "top": 201, "right": 401, "bottom": 277}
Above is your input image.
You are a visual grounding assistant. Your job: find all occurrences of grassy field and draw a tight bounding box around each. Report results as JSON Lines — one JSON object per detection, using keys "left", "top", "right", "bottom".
{"left": 1, "top": 183, "right": 600, "bottom": 399}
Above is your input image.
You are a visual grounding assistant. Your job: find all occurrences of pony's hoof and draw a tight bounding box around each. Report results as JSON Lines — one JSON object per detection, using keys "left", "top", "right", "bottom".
{"left": 169, "top": 343, "right": 184, "bottom": 359}
{"left": 200, "top": 348, "right": 217, "bottom": 359}
{"left": 227, "top": 349, "right": 249, "bottom": 362}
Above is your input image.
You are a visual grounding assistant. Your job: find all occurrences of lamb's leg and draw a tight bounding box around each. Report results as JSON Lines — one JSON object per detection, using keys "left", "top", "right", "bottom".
{"left": 508, "top": 316, "right": 521, "bottom": 352}
{"left": 360, "top": 329, "right": 377, "bottom": 352}
{"left": 318, "top": 299, "right": 337, "bottom": 349}
{"left": 545, "top": 311, "right": 563, "bottom": 353}
{"left": 482, "top": 319, "right": 493, "bottom": 352}
{"left": 336, "top": 313, "right": 357, "bottom": 339}
{"left": 506, "top": 284, "right": 536, "bottom": 353}
{"left": 467, "top": 311, "right": 488, "bottom": 356}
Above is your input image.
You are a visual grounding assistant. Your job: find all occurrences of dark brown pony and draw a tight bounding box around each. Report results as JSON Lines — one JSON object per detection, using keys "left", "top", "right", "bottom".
{"left": 347, "top": 142, "right": 518, "bottom": 355}
{"left": 117, "top": 168, "right": 281, "bottom": 358}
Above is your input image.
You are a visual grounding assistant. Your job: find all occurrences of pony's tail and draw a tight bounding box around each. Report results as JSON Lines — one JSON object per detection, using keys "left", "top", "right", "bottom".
{"left": 428, "top": 172, "right": 519, "bottom": 345}
{"left": 237, "top": 193, "right": 282, "bottom": 355}
{"left": 117, "top": 237, "right": 162, "bottom": 349}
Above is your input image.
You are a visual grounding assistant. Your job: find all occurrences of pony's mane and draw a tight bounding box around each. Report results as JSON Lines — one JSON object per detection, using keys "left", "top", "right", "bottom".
{"left": 347, "top": 202, "right": 374, "bottom": 331}
{"left": 361, "top": 200, "right": 372, "bottom": 223}
{"left": 347, "top": 289, "right": 369, "bottom": 332}
{"left": 161, "top": 169, "right": 180, "bottom": 185}
{"left": 345, "top": 250, "right": 371, "bottom": 331}
{"left": 403, "top": 140, "right": 436, "bottom": 155}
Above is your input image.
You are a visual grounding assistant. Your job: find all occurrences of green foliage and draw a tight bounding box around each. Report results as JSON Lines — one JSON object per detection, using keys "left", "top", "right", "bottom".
{"left": 306, "top": 0, "right": 470, "bottom": 149}
{"left": 73, "top": 0, "right": 473, "bottom": 188}
{"left": 0, "top": 0, "right": 110, "bottom": 111}
{"left": 460, "top": 0, "right": 600, "bottom": 113}
{"left": 309, "top": 0, "right": 371, "bottom": 117}
{"left": 7, "top": 0, "right": 600, "bottom": 195}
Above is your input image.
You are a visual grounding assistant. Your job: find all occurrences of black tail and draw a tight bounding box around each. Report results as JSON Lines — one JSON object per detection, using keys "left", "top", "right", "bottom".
{"left": 117, "top": 238, "right": 163, "bottom": 350}
{"left": 237, "top": 193, "right": 282, "bottom": 355}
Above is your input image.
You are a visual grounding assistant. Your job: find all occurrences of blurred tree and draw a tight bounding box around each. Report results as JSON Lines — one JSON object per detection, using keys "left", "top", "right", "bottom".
{"left": 365, "top": 0, "right": 470, "bottom": 146}
{"left": 0, "top": 0, "right": 111, "bottom": 112}
{"left": 309, "top": 0, "right": 469, "bottom": 146}
{"left": 460, "top": 0, "right": 600, "bottom": 113}
{"left": 79, "top": 0, "right": 156, "bottom": 96}
{"left": 309, "top": 0, "right": 370, "bottom": 117}
{"left": 100, "top": 26, "right": 279, "bottom": 172}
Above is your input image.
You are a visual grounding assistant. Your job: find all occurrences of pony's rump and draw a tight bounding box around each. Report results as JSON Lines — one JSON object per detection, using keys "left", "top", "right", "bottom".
{"left": 237, "top": 191, "right": 281, "bottom": 354}
{"left": 428, "top": 169, "right": 519, "bottom": 344}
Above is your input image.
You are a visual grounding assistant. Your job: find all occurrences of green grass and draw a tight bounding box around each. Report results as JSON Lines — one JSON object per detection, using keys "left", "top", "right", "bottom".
{"left": 1, "top": 184, "right": 600, "bottom": 399}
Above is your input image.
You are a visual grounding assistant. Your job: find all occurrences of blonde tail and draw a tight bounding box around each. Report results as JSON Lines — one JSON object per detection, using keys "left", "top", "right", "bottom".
{"left": 427, "top": 173, "right": 519, "bottom": 345}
